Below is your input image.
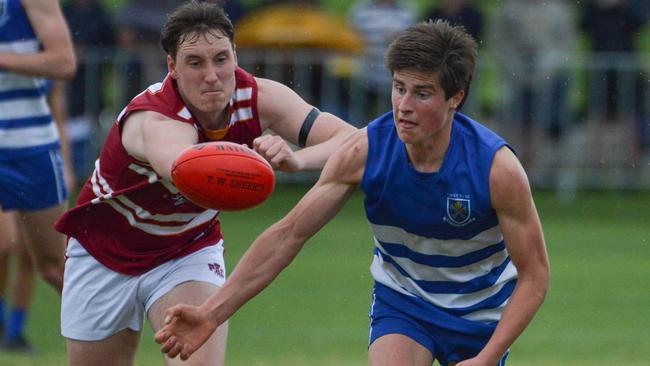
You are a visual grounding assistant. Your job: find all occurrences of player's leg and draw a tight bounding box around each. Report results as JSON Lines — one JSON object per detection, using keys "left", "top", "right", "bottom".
{"left": 144, "top": 242, "right": 228, "bottom": 366}
{"left": 2, "top": 227, "right": 36, "bottom": 352}
{"left": 18, "top": 203, "right": 66, "bottom": 291}
{"left": 8, "top": 148, "right": 68, "bottom": 292}
{"left": 148, "top": 281, "right": 228, "bottom": 366}
{"left": 367, "top": 288, "right": 434, "bottom": 366}
{"left": 67, "top": 329, "right": 141, "bottom": 366}
{"left": 61, "top": 238, "right": 146, "bottom": 366}
{"left": 0, "top": 210, "right": 18, "bottom": 337}
{"left": 369, "top": 334, "right": 434, "bottom": 366}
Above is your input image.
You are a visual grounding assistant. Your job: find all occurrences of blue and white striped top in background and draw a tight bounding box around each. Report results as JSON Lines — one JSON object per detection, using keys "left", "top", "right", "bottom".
{"left": 361, "top": 111, "right": 517, "bottom": 332}
{"left": 0, "top": 0, "right": 59, "bottom": 160}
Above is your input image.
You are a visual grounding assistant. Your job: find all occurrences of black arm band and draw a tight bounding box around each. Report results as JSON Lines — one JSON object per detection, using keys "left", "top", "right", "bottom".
{"left": 298, "top": 107, "right": 320, "bottom": 148}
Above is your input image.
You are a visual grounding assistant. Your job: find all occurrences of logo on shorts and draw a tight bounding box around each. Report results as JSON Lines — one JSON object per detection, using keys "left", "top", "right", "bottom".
{"left": 208, "top": 263, "right": 224, "bottom": 278}
{"left": 443, "top": 194, "right": 474, "bottom": 227}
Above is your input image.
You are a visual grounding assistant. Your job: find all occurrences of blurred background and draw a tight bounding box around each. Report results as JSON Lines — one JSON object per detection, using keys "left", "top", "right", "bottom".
{"left": 1, "top": 1, "right": 648, "bottom": 365}
{"left": 61, "top": 0, "right": 650, "bottom": 198}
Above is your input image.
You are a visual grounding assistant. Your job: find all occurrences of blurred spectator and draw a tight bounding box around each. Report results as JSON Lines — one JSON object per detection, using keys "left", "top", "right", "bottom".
{"left": 349, "top": 0, "right": 416, "bottom": 123}
{"left": 63, "top": 0, "right": 116, "bottom": 181}
{"left": 115, "top": 1, "right": 246, "bottom": 89}
{"left": 425, "top": 0, "right": 483, "bottom": 42}
{"left": 491, "top": 0, "right": 577, "bottom": 167}
{"left": 579, "top": 0, "right": 647, "bottom": 122}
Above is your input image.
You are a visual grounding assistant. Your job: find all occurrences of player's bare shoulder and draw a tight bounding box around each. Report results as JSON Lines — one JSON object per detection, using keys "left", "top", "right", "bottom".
{"left": 489, "top": 146, "right": 532, "bottom": 212}
{"left": 321, "top": 128, "right": 368, "bottom": 186}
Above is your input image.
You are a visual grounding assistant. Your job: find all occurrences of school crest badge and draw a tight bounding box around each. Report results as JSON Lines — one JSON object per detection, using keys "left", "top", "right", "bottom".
{"left": 444, "top": 195, "right": 473, "bottom": 227}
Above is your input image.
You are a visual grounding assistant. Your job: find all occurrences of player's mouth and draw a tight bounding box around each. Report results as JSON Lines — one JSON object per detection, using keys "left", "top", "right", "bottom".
{"left": 202, "top": 89, "right": 223, "bottom": 96}
{"left": 397, "top": 118, "right": 417, "bottom": 129}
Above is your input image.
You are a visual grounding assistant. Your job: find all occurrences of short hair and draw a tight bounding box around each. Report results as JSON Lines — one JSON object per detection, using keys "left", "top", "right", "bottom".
{"left": 160, "top": 1, "right": 234, "bottom": 59}
{"left": 385, "top": 20, "right": 478, "bottom": 105}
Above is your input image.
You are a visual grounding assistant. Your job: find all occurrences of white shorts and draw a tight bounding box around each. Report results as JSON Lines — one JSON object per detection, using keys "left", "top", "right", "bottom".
{"left": 61, "top": 237, "right": 227, "bottom": 341}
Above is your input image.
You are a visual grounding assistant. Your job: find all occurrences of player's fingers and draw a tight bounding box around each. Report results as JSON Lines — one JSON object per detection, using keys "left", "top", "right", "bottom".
{"left": 164, "top": 305, "right": 184, "bottom": 324}
{"left": 269, "top": 148, "right": 289, "bottom": 166}
{"left": 160, "top": 335, "right": 177, "bottom": 355}
{"left": 168, "top": 341, "right": 184, "bottom": 359}
{"left": 154, "top": 329, "right": 169, "bottom": 344}
{"left": 253, "top": 135, "right": 273, "bottom": 152}
{"left": 180, "top": 344, "right": 194, "bottom": 361}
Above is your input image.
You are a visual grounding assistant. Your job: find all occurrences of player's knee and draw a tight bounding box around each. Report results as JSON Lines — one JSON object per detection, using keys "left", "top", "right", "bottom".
{"left": 38, "top": 263, "right": 64, "bottom": 292}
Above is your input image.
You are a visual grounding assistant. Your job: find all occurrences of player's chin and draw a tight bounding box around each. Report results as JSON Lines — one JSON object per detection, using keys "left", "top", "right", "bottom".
{"left": 199, "top": 99, "right": 227, "bottom": 114}
{"left": 396, "top": 129, "right": 419, "bottom": 144}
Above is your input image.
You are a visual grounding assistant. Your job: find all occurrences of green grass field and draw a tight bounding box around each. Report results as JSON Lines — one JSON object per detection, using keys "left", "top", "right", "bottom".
{"left": 1, "top": 186, "right": 649, "bottom": 365}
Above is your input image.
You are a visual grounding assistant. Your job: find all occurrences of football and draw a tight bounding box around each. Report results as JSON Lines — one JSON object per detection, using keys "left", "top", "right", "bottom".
{"left": 171, "top": 141, "right": 275, "bottom": 211}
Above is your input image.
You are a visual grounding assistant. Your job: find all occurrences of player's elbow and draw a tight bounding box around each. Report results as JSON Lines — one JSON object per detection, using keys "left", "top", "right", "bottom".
{"left": 528, "top": 263, "right": 550, "bottom": 304}
{"left": 58, "top": 57, "right": 77, "bottom": 80}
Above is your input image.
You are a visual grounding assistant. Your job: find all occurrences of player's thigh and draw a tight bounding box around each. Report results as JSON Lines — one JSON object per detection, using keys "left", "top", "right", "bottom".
{"left": 148, "top": 281, "right": 228, "bottom": 366}
{"left": 369, "top": 333, "right": 433, "bottom": 366}
{"left": 17, "top": 203, "right": 66, "bottom": 262}
{"left": 0, "top": 210, "right": 18, "bottom": 254}
{"left": 67, "top": 328, "right": 140, "bottom": 366}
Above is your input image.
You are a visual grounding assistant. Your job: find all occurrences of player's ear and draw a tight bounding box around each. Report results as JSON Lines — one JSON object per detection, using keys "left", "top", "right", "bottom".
{"left": 167, "top": 54, "right": 178, "bottom": 79}
{"left": 233, "top": 44, "right": 238, "bottom": 66}
{"left": 450, "top": 89, "right": 465, "bottom": 109}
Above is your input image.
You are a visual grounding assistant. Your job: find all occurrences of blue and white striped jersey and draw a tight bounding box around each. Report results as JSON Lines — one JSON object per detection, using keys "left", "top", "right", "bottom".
{"left": 0, "top": 0, "right": 59, "bottom": 160}
{"left": 361, "top": 111, "right": 517, "bottom": 333}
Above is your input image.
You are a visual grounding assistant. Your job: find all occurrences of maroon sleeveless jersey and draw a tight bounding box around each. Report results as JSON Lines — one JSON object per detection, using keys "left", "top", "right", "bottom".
{"left": 55, "top": 67, "right": 262, "bottom": 275}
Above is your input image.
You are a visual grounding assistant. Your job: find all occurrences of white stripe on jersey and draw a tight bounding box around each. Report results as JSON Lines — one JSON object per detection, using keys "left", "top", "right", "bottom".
{"left": 113, "top": 194, "right": 210, "bottom": 223}
{"left": 128, "top": 163, "right": 179, "bottom": 193}
{"left": 235, "top": 87, "right": 252, "bottom": 101}
{"left": 177, "top": 107, "right": 192, "bottom": 120}
{"left": 0, "top": 39, "right": 39, "bottom": 54}
{"left": 128, "top": 163, "right": 158, "bottom": 184}
{"left": 91, "top": 159, "right": 113, "bottom": 199}
{"left": 230, "top": 106, "right": 253, "bottom": 124}
{"left": 0, "top": 73, "right": 46, "bottom": 92}
{"left": 104, "top": 199, "right": 217, "bottom": 236}
{"left": 373, "top": 236, "right": 511, "bottom": 283}
{"left": 370, "top": 253, "right": 517, "bottom": 322}
{"left": 462, "top": 301, "right": 509, "bottom": 323}
{"left": 369, "top": 223, "right": 504, "bottom": 256}
{"left": 89, "top": 158, "right": 217, "bottom": 233}
{"left": 0, "top": 121, "right": 58, "bottom": 148}
{"left": 0, "top": 97, "right": 50, "bottom": 120}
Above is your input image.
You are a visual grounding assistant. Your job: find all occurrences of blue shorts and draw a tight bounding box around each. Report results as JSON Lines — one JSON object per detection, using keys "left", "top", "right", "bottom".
{"left": 0, "top": 148, "right": 68, "bottom": 211}
{"left": 368, "top": 285, "right": 509, "bottom": 366}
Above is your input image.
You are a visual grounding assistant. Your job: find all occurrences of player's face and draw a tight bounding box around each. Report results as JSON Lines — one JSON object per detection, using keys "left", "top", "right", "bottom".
{"left": 168, "top": 30, "right": 237, "bottom": 127}
{"left": 391, "top": 69, "right": 463, "bottom": 146}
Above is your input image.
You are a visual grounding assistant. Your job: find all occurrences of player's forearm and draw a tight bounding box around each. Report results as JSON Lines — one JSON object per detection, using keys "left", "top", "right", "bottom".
{"left": 477, "top": 270, "right": 548, "bottom": 363}
{"left": 0, "top": 51, "right": 76, "bottom": 79}
{"left": 204, "top": 220, "right": 305, "bottom": 325}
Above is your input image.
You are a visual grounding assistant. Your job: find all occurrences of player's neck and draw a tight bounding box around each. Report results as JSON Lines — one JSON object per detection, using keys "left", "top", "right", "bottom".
{"left": 196, "top": 108, "right": 229, "bottom": 132}
{"left": 405, "top": 122, "right": 452, "bottom": 173}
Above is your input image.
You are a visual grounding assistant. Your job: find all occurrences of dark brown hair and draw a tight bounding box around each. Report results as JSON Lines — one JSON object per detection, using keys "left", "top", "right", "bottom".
{"left": 160, "top": 1, "right": 234, "bottom": 59}
{"left": 386, "top": 20, "right": 478, "bottom": 106}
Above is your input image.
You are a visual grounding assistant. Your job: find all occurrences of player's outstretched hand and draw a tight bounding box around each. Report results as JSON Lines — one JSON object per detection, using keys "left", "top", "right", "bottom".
{"left": 253, "top": 135, "right": 302, "bottom": 172}
{"left": 154, "top": 304, "right": 218, "bottom": 361}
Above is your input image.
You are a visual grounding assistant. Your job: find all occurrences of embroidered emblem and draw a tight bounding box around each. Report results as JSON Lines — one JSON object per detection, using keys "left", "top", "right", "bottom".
{"left": 444, "top": 194, "right": 474, "bottom": 227}
{"left": 208, "top": 263, "right": 225, "bottom": 278}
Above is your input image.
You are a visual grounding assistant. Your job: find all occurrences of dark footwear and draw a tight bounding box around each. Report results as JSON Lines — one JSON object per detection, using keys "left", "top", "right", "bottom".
{"left": 0, "top": 335, "right": 36, "bottom": 355}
